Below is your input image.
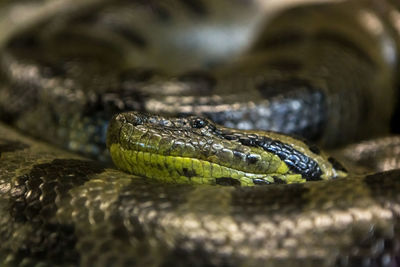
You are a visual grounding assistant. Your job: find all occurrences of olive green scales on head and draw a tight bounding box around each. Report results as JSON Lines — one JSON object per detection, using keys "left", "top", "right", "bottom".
{"left": 107, "top": 112, "right": 347, "bottom": 186}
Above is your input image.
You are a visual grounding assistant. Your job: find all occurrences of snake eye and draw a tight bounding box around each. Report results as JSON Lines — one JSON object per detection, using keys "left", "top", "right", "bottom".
{"left": 191, "top": 118, "right": 207, "bottom": 128}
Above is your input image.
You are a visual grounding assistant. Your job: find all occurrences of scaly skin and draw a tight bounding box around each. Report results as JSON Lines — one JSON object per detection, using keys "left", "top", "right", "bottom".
{"left": 1, "top": 0, "right": 400, "bottom": 266}
{"left": 2, "top": 122, "right": 400, "bottom": 266}
{"left": 106, "top": 112, "right": 347, "bottom": 186}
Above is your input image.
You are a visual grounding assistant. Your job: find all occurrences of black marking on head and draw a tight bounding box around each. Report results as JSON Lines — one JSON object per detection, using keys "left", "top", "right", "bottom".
{"left": 246, "top": 154, "right": 259, "bottom": 164}
{"left": 188, "top": 117, "right": 217, "bottom": 133}
{"left": 223, "top": 134, "right": 239, "bottom": 141}
{"left": 328, "top": 157, "right": 347, "bottom": 172}
{"left": 191, "top": 118, "right": 207, "bottom": 128}
{"left": 0, "top": 138, "right": 29, "bottom": 156}
{"left": 233, "top": 150, "right": 246, "bottom": 160}
{"left": 178, "top": 0, "right": 207, "bottom": 16}
{"left": 273, "top": 176, "right": 286, "bottom": 184}
{"left": 252, "top": 178, "right": 272, "bottom": 185}
{"left": 222, "top": 132, "right": 323, "bottom": 181}
{"left": 182, "top": 168, "right": 197, "bottom": 178}
{"left": 262, "top": 139, "right": 323, "bottom": 180}
{"left": 216, "top": 177, "right": 241, "bottom": 186}
{"left": 315, "top": 31, "right": 374, "bottom": 66}
{"left": 157, "top": 163, "right": 164, "bottom": 170}
{"left": 238, "top": 136, "right": 255, "bottom": 146}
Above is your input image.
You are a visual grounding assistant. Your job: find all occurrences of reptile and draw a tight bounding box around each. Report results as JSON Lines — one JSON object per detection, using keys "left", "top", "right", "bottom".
{"left": 106, "top": 111, "right": 348, "bottom": 186}
{"left": 2, "top": 0, "right": 400, "bottom": 266}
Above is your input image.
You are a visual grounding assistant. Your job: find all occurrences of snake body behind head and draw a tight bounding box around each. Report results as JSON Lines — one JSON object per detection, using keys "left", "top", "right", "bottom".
{"left": 1, "top": 0, "right": 400, "bottom": 266}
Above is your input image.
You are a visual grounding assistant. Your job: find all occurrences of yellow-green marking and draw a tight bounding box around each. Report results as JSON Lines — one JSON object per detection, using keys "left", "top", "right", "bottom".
{"left": 107, "top": 112, "right": 347, "bottom": 186}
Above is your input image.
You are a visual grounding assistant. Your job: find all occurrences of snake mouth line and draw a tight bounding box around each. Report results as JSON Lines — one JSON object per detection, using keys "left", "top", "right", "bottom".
{"left": 107, "top": 112, "right": 348, "bottom": 186}
{"left": 109, "top": 143, "right": 305, "bottom": 186}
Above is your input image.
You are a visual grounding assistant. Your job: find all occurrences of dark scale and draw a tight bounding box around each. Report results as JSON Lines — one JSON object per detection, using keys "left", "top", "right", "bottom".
{"left": 222, "top": 133, "right": 323, "bottom": 181}
{"left": 259, "top": 138, "right": 323, "bottom": 180}
{"left": 246, "top": 154, "right": 259, "bottom": 164}
{"left": 252, "top": 178, "right": 272, "bottom": 185}
{"left": 272, "top": 176, "right": 286, "bottom": 184}
{"left": 182, "top": 168, "right": 197, "bottom": 178}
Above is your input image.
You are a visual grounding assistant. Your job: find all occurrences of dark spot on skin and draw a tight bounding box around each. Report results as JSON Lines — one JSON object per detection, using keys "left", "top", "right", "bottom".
{"left": 182, "top": 168, "right": 197, "bottom": 178}
{"left": 246, "top": 154, "right": 259, "bottom": 164}
{"left": 252, "top": 179, "right": 272, "bottom": 185}
{"left": 188, "top": 117, "right": 217, "bottom": 132}
{"left": 238, "top": 137, "right": 254, "bottom": 146}
{"left": 9, "top": 159, "right": 103, "bottom": 265}
{"left": 222, "top": 132, "right": 323, "bottom": 181}
{"left": 0, "top": 139, "right": 29, "bottom": 157}
{"left": 223, "top": 135, "right": 238, "bottom": 141}
{"left": 328, "top": 157, "right": 347, "bottom": 172}
{"left": 216, "top": 177, "right": 241, "bottom": 186}
{"left": 233, "top": 151, "right": 245, "bottom": 160}
{"left": 157, "top": 163, "right": 164, "bottom": 170}
{"left": 272, "top": 176, "right": 286, "bottom": 184}
{"left": 191, "top": 118, "right": 207, "bottom": 128}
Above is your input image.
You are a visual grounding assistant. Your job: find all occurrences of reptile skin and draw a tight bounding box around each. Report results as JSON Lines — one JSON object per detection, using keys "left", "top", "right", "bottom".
{"left": 1, "top": 0, "right": 400, "bottom": 266}
{"left": 106, "top": 112, "right": 348, "bottom": 185}
{"left": 2, "top": 122, "right": 400, "bottom": 266}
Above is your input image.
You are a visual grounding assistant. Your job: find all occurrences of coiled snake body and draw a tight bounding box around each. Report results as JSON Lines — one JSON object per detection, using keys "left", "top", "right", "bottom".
{"left": 1, "top": 0, "right": 400, "bottom": 266}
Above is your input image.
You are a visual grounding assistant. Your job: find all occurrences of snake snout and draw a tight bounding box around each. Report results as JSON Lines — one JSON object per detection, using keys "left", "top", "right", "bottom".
{"left": 106, "top": 112, "right": 140, "bottom": 148}
{"left": 106, "top": 114, "right": 124, "bottom": 150}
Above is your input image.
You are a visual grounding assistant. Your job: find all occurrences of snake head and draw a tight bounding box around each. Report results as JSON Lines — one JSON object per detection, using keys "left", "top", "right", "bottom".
{"left": 107, "top": 111, "right": 347, "bottom": 186}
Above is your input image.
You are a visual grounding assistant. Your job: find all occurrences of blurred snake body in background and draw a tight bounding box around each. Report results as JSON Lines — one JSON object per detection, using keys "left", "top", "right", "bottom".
{"left": 2, "top": 0, "right": 400, "bottom": 266}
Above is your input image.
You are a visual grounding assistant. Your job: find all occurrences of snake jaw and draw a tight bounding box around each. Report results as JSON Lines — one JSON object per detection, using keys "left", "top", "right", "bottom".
{"left": 107, "top": 112, "right": 348, "bottom": 185}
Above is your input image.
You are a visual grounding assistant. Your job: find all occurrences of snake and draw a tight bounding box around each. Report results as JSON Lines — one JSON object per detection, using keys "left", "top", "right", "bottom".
{"left": 2, "top": 0, "right": 400, "bottom": 266}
